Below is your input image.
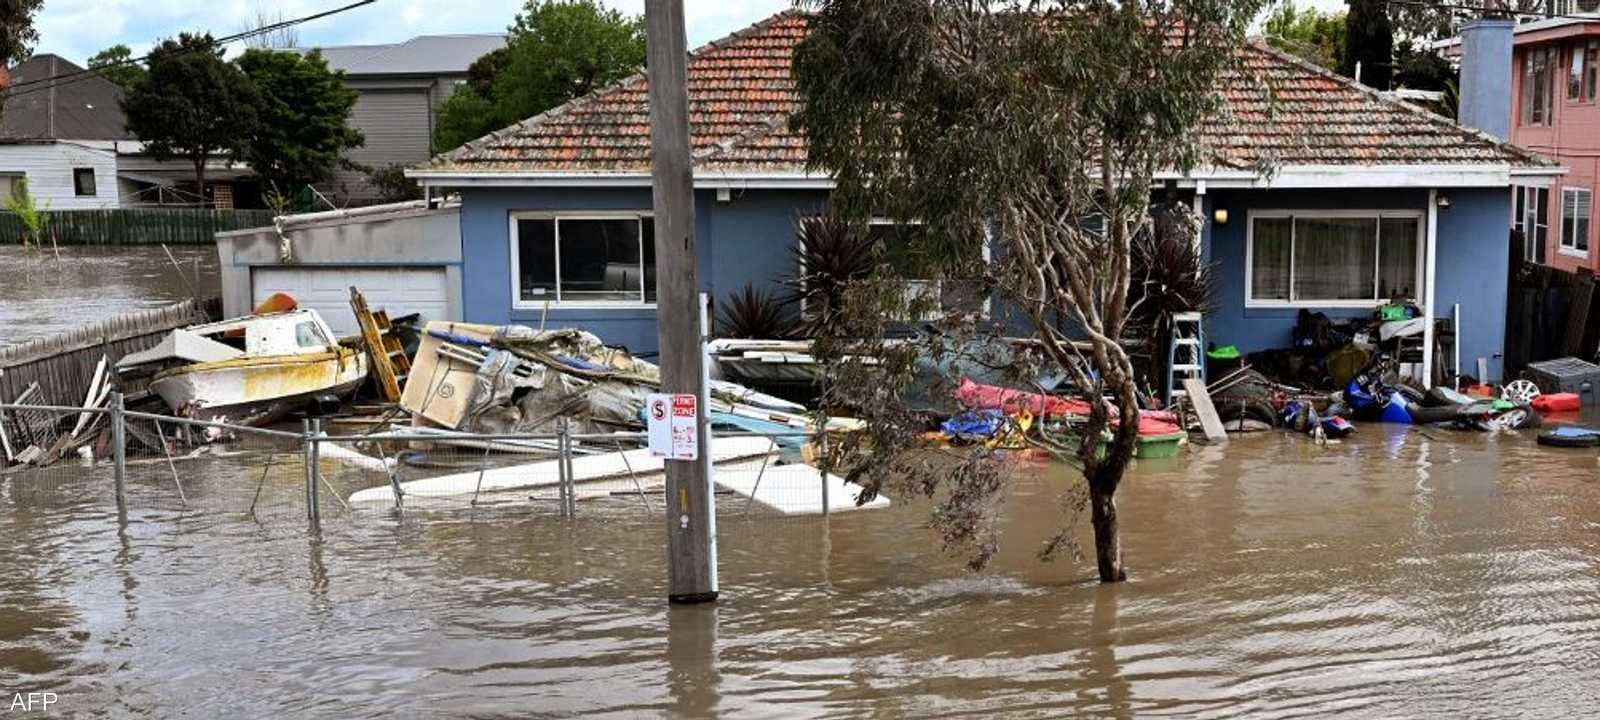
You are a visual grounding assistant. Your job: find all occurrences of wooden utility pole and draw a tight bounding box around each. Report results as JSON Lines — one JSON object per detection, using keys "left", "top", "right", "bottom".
{"left": 646, "top": 0, "right": 718, "bottom": 604}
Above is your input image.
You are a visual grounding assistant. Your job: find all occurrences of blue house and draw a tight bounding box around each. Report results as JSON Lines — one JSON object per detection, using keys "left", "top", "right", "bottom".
{"left": 410, "top": 11, "right": 1559, "bottom": 383}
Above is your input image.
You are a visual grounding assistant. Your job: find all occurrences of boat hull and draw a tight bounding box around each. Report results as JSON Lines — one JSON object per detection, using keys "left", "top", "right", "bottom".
{"left": 151, "top": 349, "right": 368, "bottom": 426}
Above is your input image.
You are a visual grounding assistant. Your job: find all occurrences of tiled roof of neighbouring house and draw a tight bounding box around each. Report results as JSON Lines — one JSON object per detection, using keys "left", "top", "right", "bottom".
{"left": 423, "top": 10, "right": 1554, "bottom": 176}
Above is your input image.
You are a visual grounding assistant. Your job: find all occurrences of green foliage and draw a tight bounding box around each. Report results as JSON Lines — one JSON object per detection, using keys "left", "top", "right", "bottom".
{"left": 717, "top": 283, "right": 796, "bottom": 339}
{"left": 793, "top": 0, "right": 1265, "bottom": 576}
{"left": 0, "top": 0, "right": 41, "bottom": 66}
{"left": 364, "top": 164, "right": 423, "bottom": 203}
{"left": 121, "top": 34, "right": 261, "bottom": 199}
{"left": 432, "top": 85, "right": 499, "bottom": 154}
{"left": 3, "top": 179, "right": 47, "bottom": 247}
{"left": 786, "top": 215, "right": 877, "bottom": 337}
{"left": 87, "top": 44, "right": 147, "bottom": 90}
{"left": 1342, "top": 0, "right": 1394, "bottom": 90}
{"left": 432, "top": 0, "right": 646, "bottom": 152}
{"left": 236, "top": 48, "right": 364, "bottom": 190}
{"left": 1392, "top": 38, "right": 1455, "bottom": 92}
{"left": 1262, "top": 0, "right": 1346, "bottom": 70}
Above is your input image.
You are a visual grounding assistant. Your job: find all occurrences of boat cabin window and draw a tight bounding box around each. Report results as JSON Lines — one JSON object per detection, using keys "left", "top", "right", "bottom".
{"left": 295, "top": 321, "right": 328, "bottom": 349}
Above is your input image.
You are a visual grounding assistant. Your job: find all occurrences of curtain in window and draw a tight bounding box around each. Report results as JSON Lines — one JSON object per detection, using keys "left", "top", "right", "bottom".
{"left": 1251, "top": 217, "right": 1292, "bottom": 301}
{"left": 1566, "top": 190, "right": 1592, "bottom": 253}
{"left": 1378, "top": 218, "right": 1419, "bottom": 300}
{"left": 1294, "top": 217, "right": 1377, "bottom": 301}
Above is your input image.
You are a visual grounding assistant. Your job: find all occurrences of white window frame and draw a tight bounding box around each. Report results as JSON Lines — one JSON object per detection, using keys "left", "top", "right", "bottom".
{"left": 1559, "top": 187, "right": 1592, "bottom": 258}
{"left": 1244, "top": 209, "right": 1426, "bottom": 310}
{"left": 508, "top": 211, "right": 656, "bottom": 310}
{"left": 1514, "top": 185, "right": 1550, "bottom": 264}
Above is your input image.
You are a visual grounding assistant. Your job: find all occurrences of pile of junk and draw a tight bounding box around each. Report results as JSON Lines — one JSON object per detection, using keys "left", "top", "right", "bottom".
{"left": 1199, "top": 306, "right": 1559, "bottom": 442}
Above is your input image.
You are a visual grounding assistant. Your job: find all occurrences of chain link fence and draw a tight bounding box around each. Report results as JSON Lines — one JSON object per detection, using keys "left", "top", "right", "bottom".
{"left": 1, "top": 397, "right": 852, "bottom": 532}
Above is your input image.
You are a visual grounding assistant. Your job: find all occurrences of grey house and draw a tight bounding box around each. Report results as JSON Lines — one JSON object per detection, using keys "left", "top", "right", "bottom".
{"left": 289, "top": 34, "right": 506, "bottom": 204}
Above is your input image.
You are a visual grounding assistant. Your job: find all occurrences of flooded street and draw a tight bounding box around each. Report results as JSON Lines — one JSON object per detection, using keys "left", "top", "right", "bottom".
{"left": 0, "top": 246, "right": 220, "bottom": 349}
{"left": 4, "top": 425, "right": 1600, "bottom": 717}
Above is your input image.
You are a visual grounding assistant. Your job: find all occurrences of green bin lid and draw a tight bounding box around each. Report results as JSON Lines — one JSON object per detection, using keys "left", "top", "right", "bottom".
{"left": 1207, "top": 345, "right": 1240, "bottom": 360}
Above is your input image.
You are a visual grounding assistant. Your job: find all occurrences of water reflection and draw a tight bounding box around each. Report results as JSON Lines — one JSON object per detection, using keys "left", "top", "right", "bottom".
{"left": 0, "top": 427, "right": 1598, "bottom": 716}
{"left": 667, "top": 605, "right": 721, "bottom": 717}
{"left": 0, "top": 245, "right": 219, "bottom": 348}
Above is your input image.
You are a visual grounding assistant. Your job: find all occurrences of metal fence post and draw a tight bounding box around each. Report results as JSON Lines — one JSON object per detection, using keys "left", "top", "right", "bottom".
{"left": 818, "top": 428, "right": 830, "bottom": 518}
{"left": 556, "top": 417, "right": 573, "bottom": 517}
{"left": 110, "top": 391, "right": 127, "bottom": 514}
{"left": 303, "top": 418, "right": 321, "bottom": 529}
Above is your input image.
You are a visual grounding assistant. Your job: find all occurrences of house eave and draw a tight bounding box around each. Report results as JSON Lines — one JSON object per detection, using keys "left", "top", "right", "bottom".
{"left": 408, "top": 170, "right": 837, "bottom": 190}
{"left": 1166, "top": 164, "right": 1564, "bottom": 190}
{"left": 414, "top": 163, "right": 1561, "bottom": 192}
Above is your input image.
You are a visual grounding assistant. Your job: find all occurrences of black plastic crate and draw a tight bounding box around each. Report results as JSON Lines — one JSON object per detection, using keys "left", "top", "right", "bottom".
{"left": 1527, "top": 357, "right": 1600, "bottom": 404}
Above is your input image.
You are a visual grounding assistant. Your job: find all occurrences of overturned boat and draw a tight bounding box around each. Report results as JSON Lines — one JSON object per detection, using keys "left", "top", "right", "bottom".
{"left": 120, "top": 309, "right": 368, "bottom": 426}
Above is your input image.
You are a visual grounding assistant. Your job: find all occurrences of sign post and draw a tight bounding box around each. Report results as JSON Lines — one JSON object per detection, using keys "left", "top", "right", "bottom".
{"left": 646, "top": 0, "right": 717, "bottom": 604}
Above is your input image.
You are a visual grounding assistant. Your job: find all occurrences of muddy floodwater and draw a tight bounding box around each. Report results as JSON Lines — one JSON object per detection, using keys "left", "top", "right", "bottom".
{"left": 4, "top": 425, "right": 1600, "bottom": 717}
{"left": 0, "top": 245, "right": 220, "bottom": 349}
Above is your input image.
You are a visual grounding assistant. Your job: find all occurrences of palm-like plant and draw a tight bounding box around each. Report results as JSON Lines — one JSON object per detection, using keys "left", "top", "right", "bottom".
{"left": 717, "top": 283, "right": 796, "bottom": 339}
{"left": 787, "top": 214, "right": 877, "bottom": 337}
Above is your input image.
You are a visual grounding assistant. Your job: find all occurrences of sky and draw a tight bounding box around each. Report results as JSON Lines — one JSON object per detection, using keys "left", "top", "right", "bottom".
{"left": 31, "top": 0, "right": 1354, "bottom": 68}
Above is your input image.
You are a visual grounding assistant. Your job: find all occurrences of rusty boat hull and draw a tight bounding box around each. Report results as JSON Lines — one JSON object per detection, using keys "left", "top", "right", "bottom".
{"left": 150, "top": 348, "right": 369, "bottom": 426}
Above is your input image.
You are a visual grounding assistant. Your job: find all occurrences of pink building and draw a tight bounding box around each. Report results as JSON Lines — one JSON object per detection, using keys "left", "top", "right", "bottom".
{"left": 1508, "top": 15, "right": 1600, "bottom": 271}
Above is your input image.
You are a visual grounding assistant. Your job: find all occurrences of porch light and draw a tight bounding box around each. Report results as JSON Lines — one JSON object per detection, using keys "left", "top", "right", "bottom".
{"left": 1437, "top": 193, "right": 1452, "bottom": 209}
{"left": 1213, "top": 208, "right": 1229, "bottom": 225}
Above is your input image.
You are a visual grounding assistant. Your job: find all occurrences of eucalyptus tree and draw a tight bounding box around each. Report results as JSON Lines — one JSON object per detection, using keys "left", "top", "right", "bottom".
{"left": 791, "top": 0, "right": 1266, "bottom": 582}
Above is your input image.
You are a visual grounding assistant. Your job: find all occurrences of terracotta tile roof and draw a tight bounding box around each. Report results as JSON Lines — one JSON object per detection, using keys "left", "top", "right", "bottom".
{"left": 423, "top": 11, "right": 1553, "bottom": 177}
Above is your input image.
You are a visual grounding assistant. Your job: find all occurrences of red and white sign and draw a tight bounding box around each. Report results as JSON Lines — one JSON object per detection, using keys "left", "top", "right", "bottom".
{"left": 647, "top": 393, "right": 699, "bottom": 460}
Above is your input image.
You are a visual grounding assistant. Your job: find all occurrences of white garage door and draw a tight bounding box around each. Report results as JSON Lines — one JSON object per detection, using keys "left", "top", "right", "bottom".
{"left": 252, "top": 267, "right": 450, "bottom": 337}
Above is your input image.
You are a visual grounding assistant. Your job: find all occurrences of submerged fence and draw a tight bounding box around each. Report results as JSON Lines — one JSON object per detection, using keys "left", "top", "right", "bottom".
{"left": 0, "top": 397, "right": 840, "bottom": 529}
{"left": 0, "top": 208, "right": 276, "bottom": 246}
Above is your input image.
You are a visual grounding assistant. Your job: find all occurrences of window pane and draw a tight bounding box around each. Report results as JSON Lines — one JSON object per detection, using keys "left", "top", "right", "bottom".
{"left": 642, "top": 220, "right": 657, "bottom": 302}
{"left": 1577, "top": 191, "right": 1592, "bottom": 252}
{"left": 1571, "top": 44, "right": 1584, "bottom": 99}
{"left": 559, "top": 218, "right": 643, "bottom": 302}
{"left": 1538, "top": 189, "right": 1550, "bottom": 263}
{"left": 517, "top": 218, "right": 557, "bottom": 301}
{"left": 1563, "top": 190, "right": 1578, "bottom": 248}
{"left": 869, "top": 223, "right": 930, "bottom": 278}
{"left": 1294, "top": 217, "right": 1377, "bottom": 301}
{"left": 295, "top": 321, "right": 323, "bottom": 348}
{"left": 1378, "top": 218, "right": 1419, "bottom": 300}
{"left": 1587, "top": 43, "right": 1598, "bottom": 99}
{"left": 1251, "top": 217, "right": 1292, "bottom": 301}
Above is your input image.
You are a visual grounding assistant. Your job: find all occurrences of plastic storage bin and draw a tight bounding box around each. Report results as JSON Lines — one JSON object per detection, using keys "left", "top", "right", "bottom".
{"left": 1526, "top": 357, "right": 1600, "bottom": 405}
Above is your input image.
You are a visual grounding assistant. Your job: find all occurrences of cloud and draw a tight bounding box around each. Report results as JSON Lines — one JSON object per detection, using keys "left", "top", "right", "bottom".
{"left": 31, "top": 0, "right": 792, "bottom": 66}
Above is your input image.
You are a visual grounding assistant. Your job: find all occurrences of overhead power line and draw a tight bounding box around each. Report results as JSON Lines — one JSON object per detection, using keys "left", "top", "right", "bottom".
{"left": 1, "top": 0, "right": 376, "bottom": 101}
{"left": 1384, "top": 0, "right": 1600, "bottom": 24}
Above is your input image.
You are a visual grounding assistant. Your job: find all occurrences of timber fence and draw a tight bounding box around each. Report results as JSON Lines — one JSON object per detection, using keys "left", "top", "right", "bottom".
{"left": 0, "top": 399, "right": 845, "bottom": 530}
{"left": 0, "top": 208, "right": 276, "bottom": 246}
{"left": 0, "top": 300, "right": 206, "bottom": 418}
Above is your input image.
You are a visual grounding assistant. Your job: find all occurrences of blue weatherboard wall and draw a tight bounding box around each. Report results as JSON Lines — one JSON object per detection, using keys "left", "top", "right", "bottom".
{"left": 457, "top": 186, "right": 826, "bottom": 355}
{"left": 1204, "top": 186, "right": 1511, "bottom": 381}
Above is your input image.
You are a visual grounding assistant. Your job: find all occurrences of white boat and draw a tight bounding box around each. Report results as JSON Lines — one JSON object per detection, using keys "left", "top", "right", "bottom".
{"left": 144, "top": 309, "right": 368, "bottom": 426}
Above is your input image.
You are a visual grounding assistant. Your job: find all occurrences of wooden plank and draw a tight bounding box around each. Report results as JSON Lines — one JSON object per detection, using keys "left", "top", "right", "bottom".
{"left": 1181, "top": 377, "right": 1228, "bottom": 443}
{"left": 1563, "top": 273, "right": 1594, "bottom": 357}
{"left": 349, "top": 287, "right": 401, "bottom": 402}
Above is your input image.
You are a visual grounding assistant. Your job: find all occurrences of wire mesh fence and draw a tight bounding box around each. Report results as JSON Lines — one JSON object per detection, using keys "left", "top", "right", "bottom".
{"left": 1, "top": 398, "right": 852, "bottom": 531}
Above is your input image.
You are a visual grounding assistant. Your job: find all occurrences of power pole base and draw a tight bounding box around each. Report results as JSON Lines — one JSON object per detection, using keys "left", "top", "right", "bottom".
{"left": 669, "top": 591, "right": 720, "bottom": 605}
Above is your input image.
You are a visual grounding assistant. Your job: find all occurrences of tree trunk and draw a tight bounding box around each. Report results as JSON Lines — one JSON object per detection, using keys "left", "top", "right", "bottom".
{"left": 193, "top": 157, "right": 208, "bottom": 208}
{"left": 1089, "top": 484, "right": 1125, "bottom": 582}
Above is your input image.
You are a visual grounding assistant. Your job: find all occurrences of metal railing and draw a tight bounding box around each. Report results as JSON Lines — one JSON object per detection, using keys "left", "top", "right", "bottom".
{"left": 1, "top": 394, "right": 839, "bottom": 531}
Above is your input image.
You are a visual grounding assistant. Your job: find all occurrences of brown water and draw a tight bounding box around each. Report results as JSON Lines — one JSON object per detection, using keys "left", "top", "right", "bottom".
{"left": 4, "top": 425, "right": 1600, "bottom": 717}
{"left": 0, "top": 246, "right": 220, "bottom": 349}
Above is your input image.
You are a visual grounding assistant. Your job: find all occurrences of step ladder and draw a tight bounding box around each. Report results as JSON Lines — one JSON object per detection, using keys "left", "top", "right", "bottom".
{"left": 372, "top": 309, "right": 413, "bottom": 390}
{"left": 1165, "top": 311, "right": 1207, "bottom": 408}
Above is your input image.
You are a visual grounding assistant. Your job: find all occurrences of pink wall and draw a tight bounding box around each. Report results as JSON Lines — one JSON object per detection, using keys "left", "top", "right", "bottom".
{"left": 1512, "top": 38, "right": 1600, "bottom": 273}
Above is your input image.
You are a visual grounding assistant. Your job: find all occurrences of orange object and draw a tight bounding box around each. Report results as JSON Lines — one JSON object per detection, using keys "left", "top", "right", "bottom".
{"left": 1463, "top": 384, "right": 1496, "bottom": 399}
{"left": 1532, "top": 393, "right": 1581, "bottom": 413}
{"left": 253, "top": 292, "right": 298, "bottom": 315}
